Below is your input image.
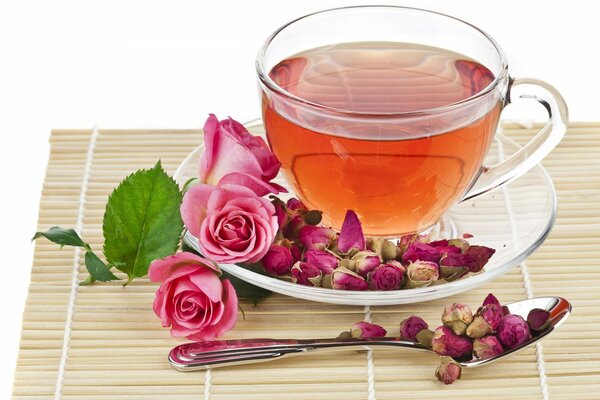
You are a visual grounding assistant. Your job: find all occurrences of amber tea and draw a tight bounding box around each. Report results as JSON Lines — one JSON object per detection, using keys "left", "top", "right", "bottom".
{"left": 263, "top": 42, "right": 501, "bottom": 235}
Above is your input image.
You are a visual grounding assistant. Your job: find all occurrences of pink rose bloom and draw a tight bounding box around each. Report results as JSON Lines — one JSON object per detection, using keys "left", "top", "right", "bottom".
{"left": 149, "top": 252, "right": 238, "bottom": 341}
{"left": 181, "top": 183, "right": 278, "bottom": 263}
{"left": 200, "top": 114, "right": 285, "bottom": 196}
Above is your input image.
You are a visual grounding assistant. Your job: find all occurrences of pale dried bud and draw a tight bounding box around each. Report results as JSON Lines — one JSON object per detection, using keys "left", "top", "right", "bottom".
{"left": 466, "top": 315, "right": 492, "bottom": 339}
{"left": 441, "top": 303, "right": 474, "bottom": 335}
{"left": 367, "top": 237, "right": 398, "bottom": 261}
{"left": 415, "top": 329, "right": 435, "bottom": 348}
{"left": 435, "top": 356, "right": 462, "bottom": 385}
{"left": 405, "top": 261, "right": 439, "bottom": 288}
{"left": 352, "top": 251, "right": 381, "bottom": 277}
{"left": 448, "top": 238, "right": 470, "bottom": 252}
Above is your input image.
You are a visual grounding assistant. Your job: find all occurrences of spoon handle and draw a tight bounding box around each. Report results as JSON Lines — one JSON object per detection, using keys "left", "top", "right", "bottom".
{"left": 169, "top": 337, "right": 426, "bottom": 371}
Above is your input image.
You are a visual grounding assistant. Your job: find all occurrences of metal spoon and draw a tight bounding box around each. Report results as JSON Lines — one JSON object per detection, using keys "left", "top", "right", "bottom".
{"left": 168, "top": 296, "right": 571, "bottom": 371}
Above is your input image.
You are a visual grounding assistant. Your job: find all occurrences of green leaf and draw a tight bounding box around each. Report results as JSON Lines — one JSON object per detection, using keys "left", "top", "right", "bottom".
{"left": 103, "top": 161, "right": 183, "bottom": 283}
{"left": 32, "top": 226, "right": 88, "bottom": 249}
{"left": 84, "top": 251, "right": 120, "bottom": 282}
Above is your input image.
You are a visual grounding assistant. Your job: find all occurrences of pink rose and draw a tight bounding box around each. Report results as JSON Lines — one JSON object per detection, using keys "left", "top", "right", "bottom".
{"left": 181, "top": 183, "right": 278, "bottom": 263}
{"left": 200, "top": 114, "right": 285, "bottom": 196}
{"left": 149, "top": 252, "right": 238, "bottom": 341}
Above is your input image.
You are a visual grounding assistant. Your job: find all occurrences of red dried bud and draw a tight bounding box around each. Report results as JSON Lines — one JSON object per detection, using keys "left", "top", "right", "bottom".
{"left": 367, "top": 263, "right": 404, "bottom": 291}
{"left": 473, "top": 335, "right": 504, "bottom": 360}
{"left": 299, "top": 225, "right": 336, "bottom": 250}
{"left": 261, "top": 245, "right": 294, "bottom": 276}
{"left": 352, "top": 251, "right": 381, "bottom": 278}
{"left": 401, "top": 242, "right": 441, "bottom": 264}
{"left": 497, "top": 314, "right": 531, "bottom": 349}
{"left": 305, "top": 249, "right": 339, "bottom": 274}
{"left": 432, "top": 326, "right": 473, "bottom": 359}
{"left": 527, "top": 308, "right": 551, "bottom": 332}
{"left": 291, "top": 261, "right": 322, "bottom": 287}
{"left": 331, "top": 267, "right": 368, "bottom": 291}
{"left": 464, "top": 245, "right": 495, "bottom": 272}
{"left": 399, "top": 315, "right": 429, "bottom": 341}
{"left": 350, "top": 321, "right": 387, "bottom": 339}
{"left": 337, "top": 210, "right": 366, "bottom": 254}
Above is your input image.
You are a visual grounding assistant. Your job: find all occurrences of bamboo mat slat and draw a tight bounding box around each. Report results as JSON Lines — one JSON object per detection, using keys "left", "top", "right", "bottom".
{"left": 12, "top": 123, "right": 600, "bottom": 400}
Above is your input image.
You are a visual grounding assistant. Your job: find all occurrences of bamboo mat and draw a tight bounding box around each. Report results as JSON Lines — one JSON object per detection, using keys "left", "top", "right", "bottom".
{"left": 12, "top": 123, "right": 600, "bottom": 400}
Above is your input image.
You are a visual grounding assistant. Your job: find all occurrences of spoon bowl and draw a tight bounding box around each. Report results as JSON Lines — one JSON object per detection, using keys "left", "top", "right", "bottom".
{"left": 169, "top": 296, "right": 571, "bottom": 371}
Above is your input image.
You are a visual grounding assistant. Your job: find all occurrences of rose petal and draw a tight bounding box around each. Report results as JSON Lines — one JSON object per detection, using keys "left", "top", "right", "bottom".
{"left": 180, "top": 184, "right": 217, "bottom": 237}
{"left": 148, "top": 252, "right": 220, "bottom": 283}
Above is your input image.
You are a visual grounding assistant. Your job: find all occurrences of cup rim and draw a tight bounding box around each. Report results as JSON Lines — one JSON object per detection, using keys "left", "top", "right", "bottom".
{"left": 256, "top": 5, "right": 509, "bottom": 118}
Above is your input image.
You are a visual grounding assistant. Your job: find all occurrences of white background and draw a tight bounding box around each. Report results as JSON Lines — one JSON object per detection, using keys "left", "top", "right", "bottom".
{"left": 0, "top": 0, "right": 598, "bottom": 397}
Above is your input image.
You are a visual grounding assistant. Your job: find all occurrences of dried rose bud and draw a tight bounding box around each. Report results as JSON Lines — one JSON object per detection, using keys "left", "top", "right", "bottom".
{"left": 367, "top": 237, "right": 398, "bottom": 261}
{"left": 261, "top": 245, "right": 294, "bottom": 276}
{"left": 337, "top": 210, "right": 366, "bottom": 254}
{"left": 435, "top": 356, "right": 462, "bottom": 385}
{"left": 331, "top": 267, "right": 368, "bottom": 291}
{"left": 439, "top": 264, "right": 469, "bottom": 282}
{"left": 440, "top": 252, "right": 476, "bottom": 273}
{"left": 337, "top": 330, "right": 352, "bottom": 339}
{"left": 291, "top": 261, "right": 323, "bottom": 287}
{"left": 305, "top": 249, "right": 339, "bottom": 274}
{"left": 367, "top": 263, "right": 404, "bottom": 290}
{"left": 350, "top": 321, "right": 387, "bottom": 339}
{"left": 527, "top": 308, "right": 551, "bottom": 333}
{"left": 339, "top": 258, "right": 358, "bottom": 271}
{"left": 401, "top": 242, "right": 441, "bottom": 264}
{"left": 429, "top": 239, "right": 462, "bottom": 256}
{"left": 473, "top": 335, "right": 504, "bottom": 360}
{"left": 432, "top": 326, "right": 473, "bottom": 359}
{"left": 479, "top": 304, "right": 503, "bottom": 331}
{"left": 442, "top": 303, "right": 474, "bottom": 335}
{"left": 497, "top": 314, "right": 531, "bottom": 349}
{"left": 448, "top": 238, "right": 470, "bottom": 253}
{"left": 352, "top": 251, "right": 381, "bottom": 277}
{"left": 286, "top": 198, "right": 307, "bottom": 212}
{"left": 416, "top": 329, "right": 435, "bottom": 348}
{"left": 400, "top": 315, "right": 429, "bottom": 341}
{"left": 385, "top": 259, "right": 406, "bottom": 274}
{"left": 465, "top": 245, "right": 495, "bottom": 272}
{"left": 299, "top": 225, "right": 336, "bottom": 250}
{"left": 397, "top": 233, "right": 429, "bottom": 257}
{"left": 405, "top": 261, "right": 439, "bottom": 288}
{"left": 482, "top": 293, "right": 502, "bottom": 308}
{"left": 290, "top": 244, "right": 302, "bottom": 263}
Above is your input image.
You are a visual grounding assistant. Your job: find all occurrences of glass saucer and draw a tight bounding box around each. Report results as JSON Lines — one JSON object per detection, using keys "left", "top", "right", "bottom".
{"left": 174, "top": 120, "right": 556, "bottom": 305}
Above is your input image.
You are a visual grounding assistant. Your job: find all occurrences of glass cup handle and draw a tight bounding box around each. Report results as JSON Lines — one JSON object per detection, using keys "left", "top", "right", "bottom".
{"left": 461, "top": 77, "right": 568, "bottom": 201}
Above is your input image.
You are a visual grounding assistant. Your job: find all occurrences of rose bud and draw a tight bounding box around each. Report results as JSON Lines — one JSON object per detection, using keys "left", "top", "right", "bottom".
{"left": 261, "top": 245, "right": 294, "bottom": 276}
{"left": 473, "top": 335, "right": 504, "bottom": 360}
{"left": 448, "top": 238, "right": 470, "bottom": 253}
{"left": 397, "top": 233, "right": 429, "bottom": 257}
{"left": 400, "top": 315, "right": 429, "bottom": 341}
{"left": 299, "top": 225, "right": 336, "bottom": 250}
{"left": 497, "top": 314, "right": 532, "bottom": 349}
{"left": 401, "top": 242, "right": 441, "bottom": 264}
{"left": 352, "top": 251, "right": 381, "bottom": 277}
{"left": 338, "top": 258, "right": 358, "bottom": 271}
{"left": 435, "top": 356, "right": 462, "bottom": 385}
{"left": 527, "top": 308, "right": 551, "bottom": 332}
{"left": 286, "top": 198, "right": 307, "bottom": 212}
{"left": 305, "top": 249, "right": 339, "bottom": 274}
{"left": 404, "top": 261, "right": 439, "bottom": 288}
{"left": 440, "top": 252, "right": 476, "bottom": 273}
{"left": 367, "top": 263, "right": 404, "bottom": 291}
{"left": 466, "top": 315, "right": 491, "bottom": 338}
{"left": 465, "top": 245, "right": 496, "bottom": 272}
{"left": 432, "top": 326, "right": 473, "bottom": 359}
{"left": 350, "top": 321, "right": 387, "bottom": 339}
{"left": 439, "top": 264, "right": 469, "bottom": 282}
{"left": 482, "top": 293, "right": 502, "bottom": 308}
{"left": 442, "top": 303, "right": 474, "bottom": 335}
{"left": 367, "top": 237, "right": 398, "bottom": 261}
{"left": 291, "top": 261, "right": 323, "bottom": 287}
{"left": 385, "top": 259, "right": 406, "bottom": 274}
{"left": 429, "top": 239, "right": 462, "bottom": 256}
{"left": 331, "top": 267, "right": 368, "bottom": 291}
{"left": 337, "top": 210, "right": 366, "bottom": 254}
{"left": 466, "top": 302, "right": 503, "bottom": 338}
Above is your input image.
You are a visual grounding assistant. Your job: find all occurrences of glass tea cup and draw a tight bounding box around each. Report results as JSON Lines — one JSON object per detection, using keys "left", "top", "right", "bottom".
{"left": 256, "top": 6, "right": 567, "bottom": 236}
